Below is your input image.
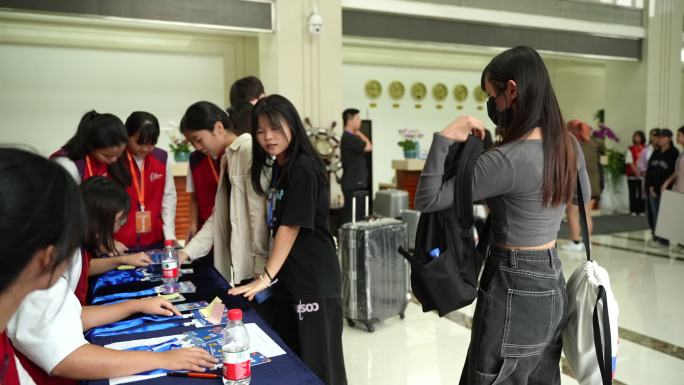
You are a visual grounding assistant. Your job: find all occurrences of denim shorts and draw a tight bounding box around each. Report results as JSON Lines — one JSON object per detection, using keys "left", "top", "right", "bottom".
{"left": 460, "top": 247, "right": 568, "bottom": 385}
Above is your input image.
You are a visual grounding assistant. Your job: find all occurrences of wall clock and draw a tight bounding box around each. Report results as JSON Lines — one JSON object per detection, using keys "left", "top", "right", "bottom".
{"left": 453, "top": 84, "right": 468, "bottom": 102}
{"left": 473, "top": 86, "right": 488, "bottom": 103}
{"left": 388, "top": 81, "right": 405, "bottom": 100}
{"left": 364, "top": 80, "right": 382, "bottom": 99}
{"left": 411, "top": 82, "right": 427, "bottom": 101}
{"left": 432, "top": 83, "right": 448, "bottom": 101}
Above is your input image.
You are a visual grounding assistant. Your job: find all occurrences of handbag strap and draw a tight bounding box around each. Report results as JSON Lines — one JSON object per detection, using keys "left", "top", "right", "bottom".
{"left": 576, "top": 174, "right": 591, "bottom": 262}
{"left": 592, "top": 285, "right": 613, "bottom": 385}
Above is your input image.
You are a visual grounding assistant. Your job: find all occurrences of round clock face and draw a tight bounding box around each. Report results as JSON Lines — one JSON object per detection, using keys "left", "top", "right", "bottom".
{"left": 473, "top": 85, "right": 488, "bottom": 102}
{"left": 364, "top": 80, "right": 382, "bottom": 99}
{"left": 388, "top": 81, "right": 405, "bottom": 100}
{"left": 432, "top": 83, "right": 448, "bottom": 101}
{"left": 453, "top": 84, "right": 468, "bottom": 102}
{"left": 411, "top": 82, "right": 427, "bottom": 101}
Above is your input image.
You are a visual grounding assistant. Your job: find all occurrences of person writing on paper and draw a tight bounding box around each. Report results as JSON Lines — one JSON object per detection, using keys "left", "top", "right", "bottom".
{"left": 0, "top": 148, "right": 87, "bottom": 385}
{"left": 229, "top": 95, "right": 347, "bottom": 385}
{"left": 51, "top": 110, "right": 131, "bottom": 255}
{"left": 414, "top": 46, "right": 589, "bottom": 384}
{"left": 8, "top": 176, "right": 218, "bottom": 385}
{"left": 114, "top": 111, "right": 177, "bottom": 252}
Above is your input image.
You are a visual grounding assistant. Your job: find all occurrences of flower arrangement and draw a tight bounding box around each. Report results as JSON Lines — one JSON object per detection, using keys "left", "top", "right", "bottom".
{"left": 167, "top": 130, "right": 193, "bottom": 162}
{"left": 397, "top": 128, "right": 423, "bottom": 151}
{"left": 593, "top": 124, "right": 620, "bottom": 143}
{"left": 593, "top": 124, "right": 624, "bottom": 186}
{"left": 169, "top": 132, "right": 192, "bottom": 155}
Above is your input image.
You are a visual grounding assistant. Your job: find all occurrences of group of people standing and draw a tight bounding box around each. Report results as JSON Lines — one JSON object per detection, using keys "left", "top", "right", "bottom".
{"left": 627, "top": 127, "right": 683, "bottom": 248}
{"left": 0, "top": 76, "right": 348, "bottom": 385}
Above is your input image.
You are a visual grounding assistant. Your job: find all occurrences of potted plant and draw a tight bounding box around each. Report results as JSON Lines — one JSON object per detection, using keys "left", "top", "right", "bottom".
{"left": 398, "top": 128, "right": 423, "bottom": 159}
{"left": 169, "top": 132, "right": 192, "bottom": 162}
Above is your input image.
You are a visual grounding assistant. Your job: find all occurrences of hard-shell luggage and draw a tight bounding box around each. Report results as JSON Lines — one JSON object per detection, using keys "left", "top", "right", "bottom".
{"left": 401, "top": 209, "right": 421, "bottom": 250}
{"left": 374, "top": 189, "right": 408, "bottom": 218}
{"left": 339, "top": 192, "right": 408, "bottom": 332}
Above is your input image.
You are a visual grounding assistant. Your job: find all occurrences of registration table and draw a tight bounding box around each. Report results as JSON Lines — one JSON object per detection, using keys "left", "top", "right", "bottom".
{"left": 85, "top": 259, "right": 324, "bottom": 385}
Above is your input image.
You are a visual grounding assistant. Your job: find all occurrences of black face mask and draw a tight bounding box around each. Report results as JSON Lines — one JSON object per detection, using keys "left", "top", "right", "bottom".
{"left": 486, "top": 95, "right": 513, "bottom": 129}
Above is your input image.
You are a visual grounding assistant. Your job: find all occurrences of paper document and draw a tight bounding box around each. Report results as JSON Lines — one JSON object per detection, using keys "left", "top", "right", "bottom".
{"left": 245, "top": 323, "right": 286, "bottom": 358}
{"left": 105, "top": 334, "right": 189, "bottom": 385}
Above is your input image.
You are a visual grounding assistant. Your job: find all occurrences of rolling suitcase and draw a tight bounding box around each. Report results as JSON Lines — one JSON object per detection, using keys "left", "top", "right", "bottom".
{"left": 339, "top": 191, "right": 409, "bottom": 332}
{"left": 401, "top": 209, "right": 421, "bottom": 250}
{"left": 374, "top": 189, "right": 409, "bottom": 218}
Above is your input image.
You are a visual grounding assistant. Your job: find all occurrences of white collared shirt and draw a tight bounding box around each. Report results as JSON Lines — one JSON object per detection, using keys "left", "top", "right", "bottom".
{"left": 6, "top": 250, "right": 88, "bottom": 374}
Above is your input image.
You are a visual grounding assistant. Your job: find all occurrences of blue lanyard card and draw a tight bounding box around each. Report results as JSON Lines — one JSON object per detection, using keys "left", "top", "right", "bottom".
{"left": 175, "top": 301, "right": 209, "bottom": 312}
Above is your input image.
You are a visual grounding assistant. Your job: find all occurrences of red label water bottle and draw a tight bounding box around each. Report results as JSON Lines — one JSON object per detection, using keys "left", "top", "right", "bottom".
{"left": 223, "top": 309, "right": 251, "bottom": 385}
{"left": 161, "top": 240, "right": 179, "bottom": 286}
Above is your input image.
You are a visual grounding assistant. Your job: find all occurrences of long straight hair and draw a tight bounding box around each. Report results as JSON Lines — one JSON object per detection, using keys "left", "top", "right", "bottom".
{"left": 63, "top": 110, "right": 128, "bottom": 160}
{"left": 481, "top": 46, "right": 576, "bottom": 207}
{"left": 250, "top": 94, "right": 328, "bottom": 195}
{"left": 0, "top": 148, "right": 85, "bottom": 292}
{"left": 80, "top": 176, "right": 130, "bottom": 256}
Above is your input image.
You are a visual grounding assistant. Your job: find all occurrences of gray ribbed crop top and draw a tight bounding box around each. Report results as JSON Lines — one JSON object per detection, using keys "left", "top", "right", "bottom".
{"left": 415, "top": 133, "right": 590, "bottom": 247}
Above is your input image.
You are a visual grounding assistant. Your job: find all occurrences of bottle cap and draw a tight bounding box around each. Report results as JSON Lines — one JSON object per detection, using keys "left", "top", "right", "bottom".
{"left": 227, "top": 308, "right": 243, "bottom": 321}
{"left": 164, "top": 240, "right": 175, "bottom": 247}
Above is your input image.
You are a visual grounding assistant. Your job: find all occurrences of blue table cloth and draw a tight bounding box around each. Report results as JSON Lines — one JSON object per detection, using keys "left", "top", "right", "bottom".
{"left": 85, "top": 258, "right": 324, "bottom": 385}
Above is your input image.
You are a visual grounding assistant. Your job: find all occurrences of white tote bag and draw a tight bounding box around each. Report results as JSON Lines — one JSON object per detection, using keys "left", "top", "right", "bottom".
{"left": 562, "top": 176, "right": 619, "bottom": 385}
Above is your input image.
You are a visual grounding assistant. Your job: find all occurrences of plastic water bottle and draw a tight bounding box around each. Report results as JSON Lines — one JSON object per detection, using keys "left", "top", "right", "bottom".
{"left": 223, "top": 309, "right": 251, "bottom": 385}
{"left": 161, "top": 240, "right": 179, "bottom": 286}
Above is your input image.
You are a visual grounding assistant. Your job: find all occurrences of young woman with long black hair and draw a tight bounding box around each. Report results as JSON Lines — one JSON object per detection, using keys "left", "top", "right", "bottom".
{"left": 8, "top": 176, "right": 217, "bottom": 385}
{"left": 415, "top": 46, "right": 590, "bottom": 384}
{"left": 229, "top": 95, "right": 347, "bottom": 385}
{"left": 0, "top": 148, "right": 86, "bottom": 385}
{"left": 178, "top": 101, "right": 269, "bottom": 286}
{"left": 51, "top": 110, "right": 128, "bottom": 184}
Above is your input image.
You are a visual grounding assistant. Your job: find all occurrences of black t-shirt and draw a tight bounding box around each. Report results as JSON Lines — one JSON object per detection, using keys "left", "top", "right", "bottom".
{"left": 270, "top": 154, "right": 342, "bottom": 300}
{"left": 340, "top": 131, "right": 368, "bottom": 191}
{"left": 645, "top": 146, "right": 679, "bottom": 192}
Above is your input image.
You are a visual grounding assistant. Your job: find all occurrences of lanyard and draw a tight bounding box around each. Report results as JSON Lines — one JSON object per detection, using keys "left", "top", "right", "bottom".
{"left": 127, "top": 152, "right": 146, "bottom": 211}
{"left": 92, "top": 269, "right": 147, "bottom": 293}
{"left": 125, "top": 338, "right": 182, "bottom": 352}
{"left": 91, "top": 287, "right": 158, "bottom": 304}
{"left": 207, "top": 155, "right": 220, "bottom": 184}
{"left": 86, "top": 317, "right": 187, "bottom": 339}
{"left": 267, "top": 166, "right": 280, "bottom": 231}
{"left": 85, "top": 155, "right": 94, "bottom": 178}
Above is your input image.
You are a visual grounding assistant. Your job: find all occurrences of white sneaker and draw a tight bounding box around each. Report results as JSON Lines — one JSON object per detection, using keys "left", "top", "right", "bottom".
{"left": 560, "top": 242, "right": 585, "bottom": 252}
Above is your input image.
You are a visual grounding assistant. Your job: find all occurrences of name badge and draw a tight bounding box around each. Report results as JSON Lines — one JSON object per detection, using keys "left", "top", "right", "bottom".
{"left": 135, "top": 210, "right": 152, "bottom": 234}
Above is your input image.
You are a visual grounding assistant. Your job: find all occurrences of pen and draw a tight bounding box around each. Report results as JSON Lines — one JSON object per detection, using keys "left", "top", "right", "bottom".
{"left": 167, "top": 372, "right": 220, "bottom": 379}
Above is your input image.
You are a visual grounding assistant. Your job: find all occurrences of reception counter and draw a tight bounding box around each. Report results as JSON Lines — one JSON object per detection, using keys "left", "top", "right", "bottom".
{"left": 391, "top": 159, "right": 425, "bottom": 209}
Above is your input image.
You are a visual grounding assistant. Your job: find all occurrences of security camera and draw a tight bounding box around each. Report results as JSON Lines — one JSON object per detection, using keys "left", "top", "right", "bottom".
{"left": 309, "top": 11, "right": 323, "bottom": 35}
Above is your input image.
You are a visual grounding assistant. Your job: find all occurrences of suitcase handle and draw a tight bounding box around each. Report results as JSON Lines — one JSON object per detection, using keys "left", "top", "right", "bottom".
{"left": 351, "top": 190, "right": 370, "bottom": 224}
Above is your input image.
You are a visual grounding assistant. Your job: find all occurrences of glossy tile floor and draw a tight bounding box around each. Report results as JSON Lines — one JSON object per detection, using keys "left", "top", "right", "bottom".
{"left": 341, "top": 230, "right": 684, "bottom": 385}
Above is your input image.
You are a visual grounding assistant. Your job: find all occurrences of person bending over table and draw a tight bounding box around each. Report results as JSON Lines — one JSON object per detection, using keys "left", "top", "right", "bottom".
{"left": 8, "top": 177, "right": 217, "bottom": 385}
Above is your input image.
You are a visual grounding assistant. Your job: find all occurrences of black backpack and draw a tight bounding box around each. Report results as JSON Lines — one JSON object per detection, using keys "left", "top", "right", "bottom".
{"left": 399, "top": 135, "right": 490, "bottom": 316}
